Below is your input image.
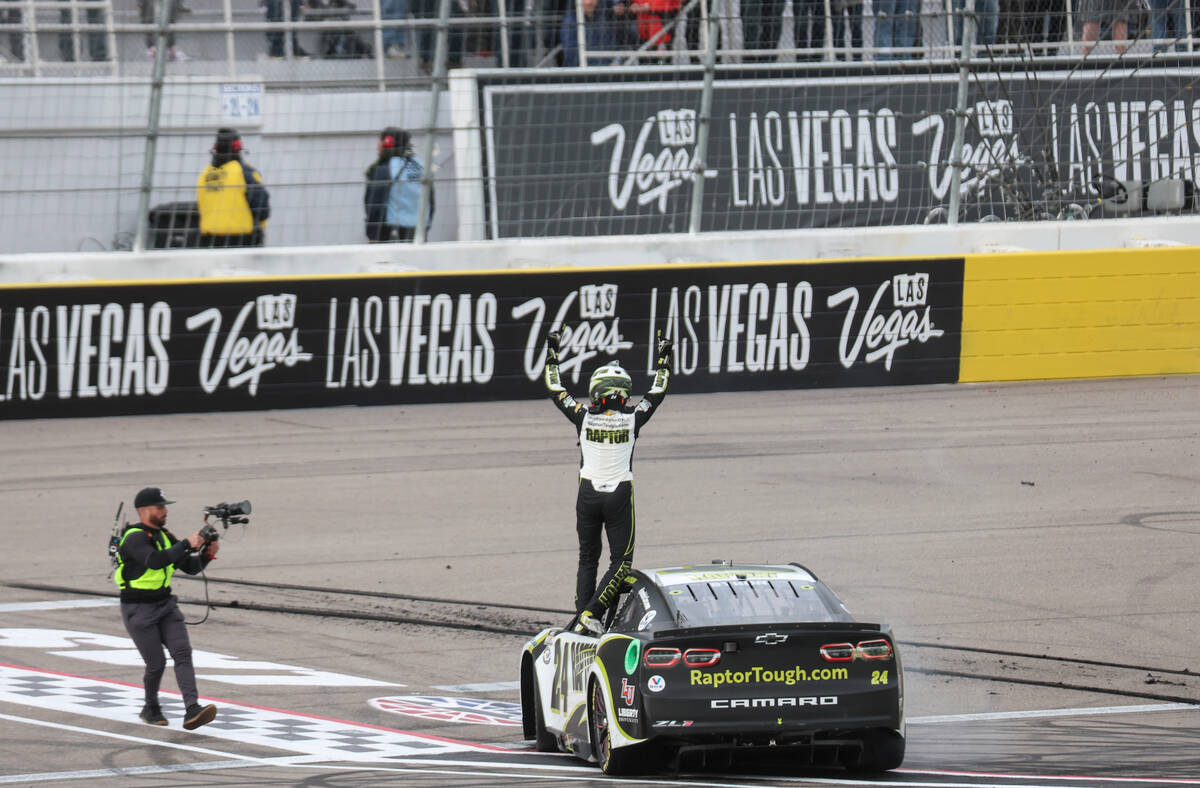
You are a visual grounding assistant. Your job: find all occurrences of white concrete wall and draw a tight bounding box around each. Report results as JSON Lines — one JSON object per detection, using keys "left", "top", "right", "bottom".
{"left": 0, "top": 78, "right": 453, "bottom": 253}
{"left": 2, "top": 215, "right": 1197, "bottom": 283}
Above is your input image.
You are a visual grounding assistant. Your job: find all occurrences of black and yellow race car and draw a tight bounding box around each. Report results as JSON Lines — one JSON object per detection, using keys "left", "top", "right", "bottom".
{"left": 520, "top": 561, "right": 904, "bottom": 775}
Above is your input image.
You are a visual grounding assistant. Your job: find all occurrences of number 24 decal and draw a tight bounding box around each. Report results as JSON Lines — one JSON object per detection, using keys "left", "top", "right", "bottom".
{"left": 871, "top": 670, "right": 889, "bottom": 685}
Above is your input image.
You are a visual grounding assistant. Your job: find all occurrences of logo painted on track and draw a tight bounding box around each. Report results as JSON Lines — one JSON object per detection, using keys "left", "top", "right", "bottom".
{"left": 370, "top": 696, "right": 523, "bottom": 726}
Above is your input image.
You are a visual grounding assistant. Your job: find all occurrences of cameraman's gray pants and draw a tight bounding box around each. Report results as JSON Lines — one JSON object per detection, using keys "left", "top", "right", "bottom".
{"left": 120, "top": 597, "right": 198, "bottom": 707}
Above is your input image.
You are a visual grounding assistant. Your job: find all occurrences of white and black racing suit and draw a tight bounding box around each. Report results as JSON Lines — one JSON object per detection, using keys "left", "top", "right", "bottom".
{"left": 545, "top": 358, "right": 670, "bottom": 619}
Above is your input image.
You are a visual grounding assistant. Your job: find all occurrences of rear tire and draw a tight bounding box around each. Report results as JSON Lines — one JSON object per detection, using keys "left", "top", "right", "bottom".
{"left": 589, "top": 679, "right": 641, "bottom": 775}
{"left": 845, "top": 729, "right": 905, "bottom": 772}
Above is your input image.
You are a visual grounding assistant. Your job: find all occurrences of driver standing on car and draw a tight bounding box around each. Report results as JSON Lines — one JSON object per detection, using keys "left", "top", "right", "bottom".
{"left": 544, "top": 331, "right": 672, "bottom": 636}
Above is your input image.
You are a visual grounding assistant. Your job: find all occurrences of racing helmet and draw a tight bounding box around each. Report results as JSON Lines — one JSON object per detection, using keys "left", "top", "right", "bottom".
{"left": 589, "top": 363, "right": 632, "bottom": 406}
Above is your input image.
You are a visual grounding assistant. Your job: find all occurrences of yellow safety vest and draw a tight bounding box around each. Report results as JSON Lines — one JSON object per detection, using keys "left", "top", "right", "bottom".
{"left": 196, "top": 160, "right": 255, "bottom": 235}
{"left": 114, "top": 526, "right": 176, "bottom": 591}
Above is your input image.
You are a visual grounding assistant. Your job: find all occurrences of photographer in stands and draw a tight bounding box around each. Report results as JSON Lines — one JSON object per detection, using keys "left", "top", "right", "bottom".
{"left": 196, "top": 128, "right": 271, "bottom": 248}
{"left": 114, "top": 487, "right": 219, "bottom": 730}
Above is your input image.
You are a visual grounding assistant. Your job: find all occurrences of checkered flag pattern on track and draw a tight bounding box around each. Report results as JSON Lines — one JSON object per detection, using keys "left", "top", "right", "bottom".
{"left": 0, "top": 665, "right": 483, "bottom": 760}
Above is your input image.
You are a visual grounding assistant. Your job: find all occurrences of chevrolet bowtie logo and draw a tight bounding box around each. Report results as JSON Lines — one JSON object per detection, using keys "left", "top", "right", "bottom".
{"left": 755, "top": 633, "right": 788, "bottom": 645}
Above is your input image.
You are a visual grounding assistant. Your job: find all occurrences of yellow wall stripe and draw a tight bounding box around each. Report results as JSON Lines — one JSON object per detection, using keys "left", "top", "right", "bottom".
{"left": 960, "top": 248, "right": 1200, "bottom": 382}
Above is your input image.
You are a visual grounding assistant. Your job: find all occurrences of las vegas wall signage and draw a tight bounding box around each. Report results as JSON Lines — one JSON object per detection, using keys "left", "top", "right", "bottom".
{"left": 0, "top": 259, "right": 962, "bottom": 418}
{"left": 480, "top": 69, "right": 1200, "bottom": 237}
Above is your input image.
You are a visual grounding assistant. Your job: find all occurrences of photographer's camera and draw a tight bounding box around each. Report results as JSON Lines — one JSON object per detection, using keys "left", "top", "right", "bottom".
{"left": 203, "top": 500, "right": 252, "bottom": 524}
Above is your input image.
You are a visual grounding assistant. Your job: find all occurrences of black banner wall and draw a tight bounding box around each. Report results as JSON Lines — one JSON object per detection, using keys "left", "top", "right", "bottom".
{"left": 0, "top": 259, "right": 963, "bottom": 419}
{"left": 480, "top": 67, "right": 1200, "bottom": 237}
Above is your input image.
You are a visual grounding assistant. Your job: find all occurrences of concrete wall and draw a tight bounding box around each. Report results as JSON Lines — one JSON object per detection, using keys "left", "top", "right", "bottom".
{"left": 2, "top": 215, "right": 1199, "bottom": 284}
{"left": 0, "top": 79, "right": 453, "bottom": 253}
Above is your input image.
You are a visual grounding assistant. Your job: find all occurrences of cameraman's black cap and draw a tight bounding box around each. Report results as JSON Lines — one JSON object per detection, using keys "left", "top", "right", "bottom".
{"left": 134, "top": 487, "right": 175, "bottom": 508}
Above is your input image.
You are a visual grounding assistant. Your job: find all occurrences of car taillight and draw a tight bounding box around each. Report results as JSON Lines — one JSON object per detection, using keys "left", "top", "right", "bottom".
{"left": 819, "top": 643, "right": 855, "bottom": 662}
{"left": 856, "top": 639, "right": 893, "bottom": 659}
{"left": 643, "top": 647, "right": 681, "bottom": 668}
{"left": 820, "top": 640, "right": 893, "bottom": 661}
{"left": 683, "top": 648, "right": 721, "bottom": 667}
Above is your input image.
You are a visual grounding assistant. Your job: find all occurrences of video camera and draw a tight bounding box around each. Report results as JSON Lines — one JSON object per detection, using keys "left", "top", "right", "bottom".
{"left": 203, "top": 500, "right": 252, "bottom": 524}
{"left": 200, "top": 500, "right": 252, "bottom": 547}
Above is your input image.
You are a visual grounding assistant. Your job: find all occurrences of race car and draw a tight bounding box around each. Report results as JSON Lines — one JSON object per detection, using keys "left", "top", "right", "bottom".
{"left": 520, "top": 561, "right": 904, "bottom": 775}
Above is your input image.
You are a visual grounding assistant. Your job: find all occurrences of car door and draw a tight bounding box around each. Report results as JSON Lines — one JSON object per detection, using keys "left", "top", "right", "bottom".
{"left": 543, "top": 630, "right": 598, "bottom": 751}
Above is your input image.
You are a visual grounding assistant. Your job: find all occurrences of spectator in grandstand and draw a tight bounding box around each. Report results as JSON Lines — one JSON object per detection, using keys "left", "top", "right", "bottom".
{"left": 794, "top": 0, "right": 825, "bottom": 58}
{"left": 412, "top": 0, "right": 463, "bottom": 72}
{"left": 1015, "top": 0, "right": 1065, "bottom": 49}
{"left": 465, "top": 0, "right": 497, "bottom": 60}
{"left": 562, "top": 0, "right": 620, "bottom": 65}
{"left": 952, "top": 0, "right": 998, "bottom": 47}
{"left": 831, "top": 0, "right": 864, "bottom": 59}
{"left": 364, "top": 127, "right": 434, "bottom": 243}
{"left": 1079, "top": 0, "right": 1133, "bottom": 54}
{"left": 709, "top": 0, "right": 744, "bottom": 63}
{"left": 58, "top": 0, "right": 108, "bottom": 61}
{"left": 196, "top": 129, "right": 271, "bottom": 248}
{"left": 265, "top": 0, "right": 312, "bottom": 58}
{"left": 1148, "top": 0, "right": 1185, "bottom": 52}
{"left": 622, "top": 0, "right": 680, "bottom": 60}
{"left": 741, "top": 0, "right": 783, "bottom": 60}
{"left": 139, "top": 0, "right": 186, "bottom": 60}
{"left": 919, "top": 0, "right": 950, "bottom": 56}
{"left": 309, "top": 0, "right": 373, "bottom": 57}
{"left": 382, "top": 0, "right": 409, "bottom": 57}
{"left": 873, "top": 0, "right": 918, "bottom": 58}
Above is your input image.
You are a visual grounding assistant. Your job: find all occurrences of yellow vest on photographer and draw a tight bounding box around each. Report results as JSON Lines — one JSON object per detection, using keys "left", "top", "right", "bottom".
{"left": 197, "top": 160, "right": 254, "bottom": 235}
{"left": 114, "top": 527, "right": 175, "bottom": 591}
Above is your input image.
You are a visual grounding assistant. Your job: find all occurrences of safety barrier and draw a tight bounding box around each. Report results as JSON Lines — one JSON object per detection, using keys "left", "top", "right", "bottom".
{"left": 0, "top": 246, "right": 1195, "bottom": 419}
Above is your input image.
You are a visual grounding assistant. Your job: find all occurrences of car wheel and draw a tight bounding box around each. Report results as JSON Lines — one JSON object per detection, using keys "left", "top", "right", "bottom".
{"left": 532, "top": 674, "right": 559, "bottom": 753}
{"left": 846, "top": 729, "right": 905, "bottom": 772}
{"left": 589, "top": 679, "right": 641, "bottom": 775}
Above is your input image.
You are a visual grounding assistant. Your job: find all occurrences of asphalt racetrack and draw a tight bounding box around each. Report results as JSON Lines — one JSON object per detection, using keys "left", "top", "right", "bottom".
{"left": 2, "top": 375, "right": 1199, "bottom": 787}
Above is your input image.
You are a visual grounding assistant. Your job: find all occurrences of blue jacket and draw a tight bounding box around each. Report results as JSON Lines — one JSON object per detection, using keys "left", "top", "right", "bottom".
{"left": 364, "top": 153, "right": 434, "bottom": 240}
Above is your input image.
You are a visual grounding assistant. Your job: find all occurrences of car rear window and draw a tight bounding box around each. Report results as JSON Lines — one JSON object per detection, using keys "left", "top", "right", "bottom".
{"left": 666, "top": 579, "right": 849, "bottom": 627}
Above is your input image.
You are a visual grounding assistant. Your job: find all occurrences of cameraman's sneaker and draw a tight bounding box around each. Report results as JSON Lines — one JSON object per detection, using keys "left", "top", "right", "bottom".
{"left": 139, "top": 703, "right": 168, "bottom": 725}
{"left": 574, "top": 611, "right": 604, "bottom": 636}
{"left": 183, "top": 703, "right": 217, "bottom": 730}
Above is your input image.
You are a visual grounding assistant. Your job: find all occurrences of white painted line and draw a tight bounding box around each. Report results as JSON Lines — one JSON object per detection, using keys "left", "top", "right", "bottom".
{"left": 0, "top": 761, "right": 257, "bottom": 784}
{"left": 0, "top": 664, "right": 491, "bottom": 759}
{"left": 431, "top": 680, "right": 522, "bottom": 692}
{"left": 910, "top": 702, "right": 1200, "bottom": 725}
{"left": 0, "top": 599, "right": 118, "bottom": 613}
{"left": 3, "top": 709, "right": 1196, "bottom": 787}
{"left": 899, "top": 767, "right": 1200, "bottom": 786}
{"left": 199, "top": 760, "right": 1200, "bottom": 788}
{"left": 0, "top": 710, "right": 329, "bottom": 784}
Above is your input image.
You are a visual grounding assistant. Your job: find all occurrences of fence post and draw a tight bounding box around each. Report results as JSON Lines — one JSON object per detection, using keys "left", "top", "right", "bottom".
{"left": 415, "top": 0, "right": 450, "bottom": 244}
{"left": 689, "top": 0, "right": 717, "bottom": 235}
{"left": 133, "top": 0, "right": 173, "bottom": 253}
{"left": 946, "top": 0, "right": 974, "bottom": 226}
{"left": 371, "top": 0, "right": 386, "bottom": 90}
{"left": 222, "top": 0, "right": 236, "bottom": 77}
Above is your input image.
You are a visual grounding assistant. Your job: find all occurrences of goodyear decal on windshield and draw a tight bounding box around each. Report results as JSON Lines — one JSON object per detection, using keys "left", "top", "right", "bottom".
{"left": 690, "top": 666, "right": 849, "bottom": 687}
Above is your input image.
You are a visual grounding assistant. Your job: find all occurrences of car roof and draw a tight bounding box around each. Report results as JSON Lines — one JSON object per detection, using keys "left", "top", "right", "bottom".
{"left": 642, "top": 563, "right": 819, "bottom": 588}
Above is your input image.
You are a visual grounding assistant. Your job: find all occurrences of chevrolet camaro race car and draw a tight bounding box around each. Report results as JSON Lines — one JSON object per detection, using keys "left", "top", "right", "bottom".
{"left": 520, "top": 562, "right": 904, "bottom": 775}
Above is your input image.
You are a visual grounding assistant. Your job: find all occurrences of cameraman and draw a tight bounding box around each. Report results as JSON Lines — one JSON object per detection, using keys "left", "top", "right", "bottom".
{"left": 114, "top": 487, "right": 219, "bottom": 729}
